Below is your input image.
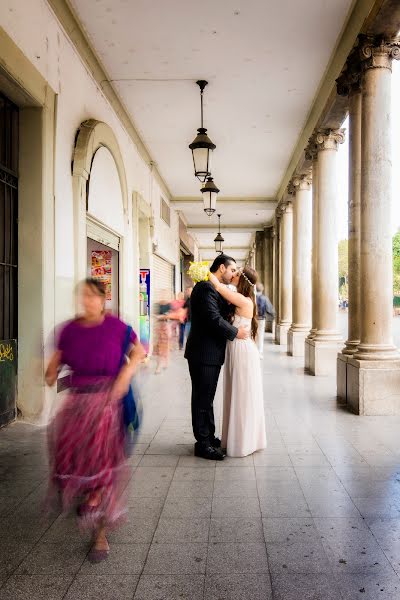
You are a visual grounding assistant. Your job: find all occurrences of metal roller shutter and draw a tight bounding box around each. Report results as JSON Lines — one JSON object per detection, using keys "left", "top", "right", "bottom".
{"left": 152, "top": 254, "right": 174, "bottom": 303}
{"left": 87, "top": 218, "right": 120, "bottom": 251}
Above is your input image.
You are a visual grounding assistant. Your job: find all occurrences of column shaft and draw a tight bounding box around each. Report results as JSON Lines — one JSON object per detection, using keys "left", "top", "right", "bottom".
{"left": 276, "top": 204, "right": 293, "bottom": 345}
{"left": 309, "top": 129, "right": 344, "bottom": 375}
{"left": 288, "top": 175, "right": 312, "bottom": 356}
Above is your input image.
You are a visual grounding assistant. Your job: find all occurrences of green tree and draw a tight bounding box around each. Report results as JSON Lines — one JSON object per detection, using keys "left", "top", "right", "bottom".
{"left": 393, "top": 232, "right": 400, "bottom": 296}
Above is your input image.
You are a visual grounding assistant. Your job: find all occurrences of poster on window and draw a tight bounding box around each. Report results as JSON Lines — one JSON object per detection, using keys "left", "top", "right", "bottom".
{"left": 91, "top": 250, "right": 112, "bottom": 300}
{"left": 139, "top": 269, "right": 150, "bottom": 354}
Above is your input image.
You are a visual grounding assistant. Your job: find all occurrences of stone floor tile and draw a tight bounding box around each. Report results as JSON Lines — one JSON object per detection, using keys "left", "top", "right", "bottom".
{"left": 108, "top": 515, "right": 160, "bottom": 544}
{"left": 153, "top": 518, "right": 210, "bottom": 543}
{"left": 211, "top": 496, "right": 261, "bottom": 518}
{"left": 80, "top": 544, "right": 149, "bottom": 575}
{"left": 255, "top": 466, "right": 297, "bottom": 482}
{"left": 132, "top": 466, "right": 176, "bottom": 481}
{"left": 271, "top": 573, "right": 343, "bottom": 600}
{"left": 214, "top": 466, "right": 256, "bottom": 481}
{"left": 145, "top": 444, "right": 193, "bottom": 456}
{"left": 204, "top": 573, "right": 273, "bottom": 600}
{"left": 336, "top": 570, "right": 400, "bottom": 599}
{"left": 16, "top": 541, "right": 87, "bottom": 575}
{"left": 289, "top": 454, "right": 331, "bottom": 467}
{"left": 352, "top": 496, "right": 400, "bottom": 519}
{"left": 173, "top": 467, "right": 215, "bottom": 481}
{"left": 0, "top": 574, "right": 73, "bottom": 600}
{"left": 216, "top": 456, "right": 254, "bottom": 467}
{"left": 253, "top": 453, "right": 292, "bottom": 467}
{"left": 162, "top": 496, "right": 212, "bottom": 519}
{"left": 127, "top": 496, "right": 165, "bottom": 515}
{"left": 177, "top": 456, "right": 216, "bottom": 468}
{"left": 213, "top": 479, "right": 258, "bottom": 498}
{"left": 64, "top": 573, "right": 140, "bottom": 600}
{"left": 262, "top": 518, "right": 320, "bottom": 544}
{"left": 258, "top": 495, "right": 311, "bottom": 518}
{"left": 143, "top": 543, "right": 207, "bottom": 574}
{"left": 134, "top": 574, "right": 204, "bottom": 600}
{"left": 267, "top": 540, "right": 331, "bottom": 575}
{"left": 128, "top": 479, "right": 171, "bottom": 499}
{"left": 166, "top": 479, "right": 213, "bottom": 498}
{"left": 139, "top": 455, "right": 179, "bottom": 467}
{"left": 206, "top": 543, "right": 269, "bottom": 574}
{"left": 209, "top": 518, "right": 264, "bottom": 543}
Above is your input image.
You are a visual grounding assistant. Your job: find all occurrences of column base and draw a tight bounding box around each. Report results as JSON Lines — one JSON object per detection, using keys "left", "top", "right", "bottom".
{"left": 288, "top": 329, "right": 308, "bottom": 357}
{"left": 309, "top": 338, "right": 343, "bottom": 376}
{"left": 275, "top": 323, "right": 290, "bottom": 346}
{"left": 304, "top": 336, "right": 313, "bottom": 371}
{"left": 347, "top": 358, "right": 400, "bottom": 415}
{"left": 337, "top": 353, "right": 349, "bottom": 405}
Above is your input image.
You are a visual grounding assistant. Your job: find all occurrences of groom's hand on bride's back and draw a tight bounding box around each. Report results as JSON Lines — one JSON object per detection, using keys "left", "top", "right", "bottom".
{"left": 237, "top": 326, "right": 249, "bottom": 340}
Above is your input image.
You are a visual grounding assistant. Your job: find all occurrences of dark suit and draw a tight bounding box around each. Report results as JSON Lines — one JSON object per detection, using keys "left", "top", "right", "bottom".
{"left": 185, "top": 281, "right": 238, "bottom": 447}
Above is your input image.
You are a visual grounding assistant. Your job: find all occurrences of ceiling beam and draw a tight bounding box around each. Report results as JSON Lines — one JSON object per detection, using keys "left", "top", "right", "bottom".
{"left": 187, "top": 225, "right": 260, "bottom": 234}
{"left": 198, "top": 245, "right": 250, "bottom": 251}
{"left": 172, "top": 197, "right": 277, "bottom": 211}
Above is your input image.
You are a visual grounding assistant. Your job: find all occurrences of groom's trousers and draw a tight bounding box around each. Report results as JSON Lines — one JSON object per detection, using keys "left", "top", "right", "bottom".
{"left": 188, "top": 361, "right": 221, "bottom": 447}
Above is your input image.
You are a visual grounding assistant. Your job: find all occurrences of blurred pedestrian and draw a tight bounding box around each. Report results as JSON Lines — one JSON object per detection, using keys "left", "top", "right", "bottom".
{"left": 153, "top": 291, "right": 172, "bottom": 374}
{"left": 256, "top": 283, "right": 275, "bottom": 359}
{"left": 181, "top": 286, "right": 193, "bottom": 349}
{"left": 45, "top": 278, "right": 144, "bottom": 562}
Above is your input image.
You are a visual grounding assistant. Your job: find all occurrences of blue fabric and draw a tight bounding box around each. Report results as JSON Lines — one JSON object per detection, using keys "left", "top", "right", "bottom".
{"left": 120, "top": 325, "right": 140, "bottom": 431}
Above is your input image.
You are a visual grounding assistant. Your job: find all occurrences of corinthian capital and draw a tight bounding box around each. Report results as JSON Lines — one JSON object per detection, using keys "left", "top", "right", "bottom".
{"left": 315, "top": 128, "right": 346, "bottom": 152}
{"left": 359, "top": 34, "right": 400, "bottom": 71}
{"left": 293, "top": 170, "right": 312, "bottom": 192}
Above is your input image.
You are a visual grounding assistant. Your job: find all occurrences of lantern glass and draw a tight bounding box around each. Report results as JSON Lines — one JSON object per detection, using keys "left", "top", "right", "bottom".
{"left": 189, "top": 128, "right": 215, "bottom": 183}
{"left": 200, "top": 176, "right": 219, "bottom": 217}
{"left": 203, "top": 192, "right": 216, "bottom": 216}
{"left": 192, "top": 147, "right": 211, "bottom": 182}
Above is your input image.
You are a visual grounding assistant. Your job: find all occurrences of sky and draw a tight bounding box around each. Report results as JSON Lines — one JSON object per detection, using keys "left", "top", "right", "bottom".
{"left": 336, "top": 60, "right": 400, "bottom": 240}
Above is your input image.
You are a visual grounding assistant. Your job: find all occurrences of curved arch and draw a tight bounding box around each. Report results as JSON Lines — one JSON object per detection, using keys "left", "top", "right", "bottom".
{"left": 72, "top": 119, "right": 128, "bottom": 213}
{"left": 71, "top": 119, "right": 128, "bottom": 282}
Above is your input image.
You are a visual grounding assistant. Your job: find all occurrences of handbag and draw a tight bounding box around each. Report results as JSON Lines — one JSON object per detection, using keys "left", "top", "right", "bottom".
{"left": 119, "top": 325, "right": 140, "bottom": 431}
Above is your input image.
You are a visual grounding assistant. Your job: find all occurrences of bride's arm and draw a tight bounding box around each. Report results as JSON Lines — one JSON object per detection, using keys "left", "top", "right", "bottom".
{"left": 208, "top": 273, "right": 251, "bottom": 309}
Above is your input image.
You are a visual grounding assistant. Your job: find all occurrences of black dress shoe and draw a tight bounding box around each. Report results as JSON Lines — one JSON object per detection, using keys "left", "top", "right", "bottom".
{"left": 211, "top": 438, "right": 222, "bottom": 448}
{"left": 194, "top": 444, "right": 225, "bottom": 461}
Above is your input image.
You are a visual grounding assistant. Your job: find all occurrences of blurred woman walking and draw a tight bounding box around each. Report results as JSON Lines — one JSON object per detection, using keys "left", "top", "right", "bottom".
{"left": 45, "top": 278, "right": 144, "bottom": 562}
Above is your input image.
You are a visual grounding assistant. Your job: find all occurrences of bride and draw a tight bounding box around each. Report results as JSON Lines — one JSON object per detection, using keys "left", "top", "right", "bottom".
{"left": 208, "top": 266, "right": 267, "bottom": 457}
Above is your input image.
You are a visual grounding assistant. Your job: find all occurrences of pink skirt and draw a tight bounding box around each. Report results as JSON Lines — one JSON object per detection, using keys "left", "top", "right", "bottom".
{"left": 47, "top": 384, "right": 129, "bottom": 530}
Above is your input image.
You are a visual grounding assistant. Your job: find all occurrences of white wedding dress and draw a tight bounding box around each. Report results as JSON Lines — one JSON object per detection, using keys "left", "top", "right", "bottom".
{"left": 222, "top": 314, "right": 267, "bottom": 457}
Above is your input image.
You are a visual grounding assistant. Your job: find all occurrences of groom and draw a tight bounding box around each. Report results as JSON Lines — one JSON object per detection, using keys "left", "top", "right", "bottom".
{"left": 185, "top": 254, "right": 249, "bottom": 460}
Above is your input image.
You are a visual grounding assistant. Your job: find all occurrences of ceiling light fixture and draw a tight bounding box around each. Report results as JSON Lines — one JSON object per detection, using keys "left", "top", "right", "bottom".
{"left": 189, "top": 80, "right": 216, "bottom": 183}
{"left": 214, "top": 213, "right": 224, "bottom": 254}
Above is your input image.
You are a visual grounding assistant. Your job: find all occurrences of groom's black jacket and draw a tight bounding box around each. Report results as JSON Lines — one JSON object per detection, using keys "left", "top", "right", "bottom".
{"left": 184, "top": 281, "right": 238, "bottom": 366}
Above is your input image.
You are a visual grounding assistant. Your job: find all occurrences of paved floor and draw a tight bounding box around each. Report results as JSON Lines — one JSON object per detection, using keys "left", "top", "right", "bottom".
{"left": 1, "top": 336, "right": 400, "bottom": 599}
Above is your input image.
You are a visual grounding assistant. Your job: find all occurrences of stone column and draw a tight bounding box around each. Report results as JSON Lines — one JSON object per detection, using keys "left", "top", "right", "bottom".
{"left": 309, "top": 129, "right": 345, "bottom": 375}
{"left": 304, "top": 138, "right": 319, "bottom": 370}
{"left": 275, "top": 202, "right": 293, "bottom": 345}
{"left": 274, "top": 213, "right": 282, "bottom": 343}
{"left": 347, "top": 36, "right": 400, "bottom": 415}
{"left": 272, "top": 223, "right": 278, "bottom": 337}
{"left": 336, "top": 56, "right": 362, "bottom": 402}
{"left": 288, "top": 172, "right": 312, "bottom": 356}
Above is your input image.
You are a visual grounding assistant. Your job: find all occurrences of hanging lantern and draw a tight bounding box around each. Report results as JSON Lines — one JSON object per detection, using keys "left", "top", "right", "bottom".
{"left": 214, "top": 214, "right": 224, "bottom": 254}
{"left": 201, "top": 176, "right": 219, "bottom": 217}
{"left": 189, "top": 80, "right": 216, "bottom": 183}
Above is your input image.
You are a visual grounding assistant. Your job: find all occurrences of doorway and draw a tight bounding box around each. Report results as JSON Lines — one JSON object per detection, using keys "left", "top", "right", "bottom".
{"left": 0, "top": 92, "right": 18, "bottom": 425}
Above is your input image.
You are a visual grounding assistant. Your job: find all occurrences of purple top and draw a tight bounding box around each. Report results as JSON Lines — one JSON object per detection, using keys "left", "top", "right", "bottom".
{"left": 58, "top": 315, "right": 137, "bottom": 387}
